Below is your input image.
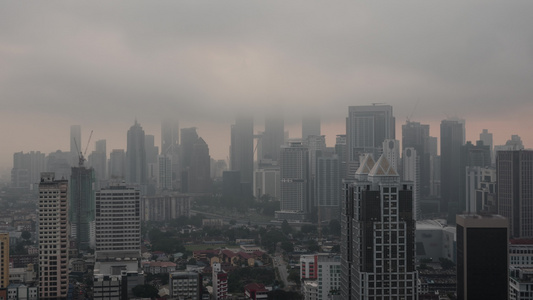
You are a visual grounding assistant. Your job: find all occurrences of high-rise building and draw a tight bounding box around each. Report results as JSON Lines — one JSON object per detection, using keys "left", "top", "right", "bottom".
{"left": 126, "top": 120, "right": 147, "bottom": 186}
{"left": 402, "top": 121, "right": 431, "bottom": 198}
{"left": 230, "top": 116, "right": 254, "bottom": 195}
{"left": 276, "top": 142, "right": 309, "bottom": 221}
{"left": 70, "top": 125, "right": 81, "bottom": 166}
{"left": 316, "top": 153, "right": 341, "bottom": 222}
{"left": 95, "top": 184, "right": 141, "bottom": 275}
{"left": 497, "top": 150, "right": 533, "bottom": 238}
{"left": 161, "top": 119, "right": 179, "bottom": 156}
{"left": 456, "top": 214, "right": 508, "bottom": 300}
{"left": 440, "top": 118, "right": 465, "bottom": 216}
{"left": 0, "top": 233, "right": 9, "bottom": 289}
{"left": 108, "top": 149, "right": 126, "bottom": 180}
{"left": 300, "top": 254, "right": 341, "bottom": 300}
{"left": 262, "top": 116, "right": 285, "bottom": 162}
{"left": 479, "top": 129, "right": 493, "bottom": 165}
{"left": 335, "top": 134, "right": 347, "bottom": 179}
{"left": 69, "top": 166, "right": 96, "bottom": 251}
{"left": 302, "top": 115, "right": 321, "bottom": 141}
{"left": 383, "top": 139, "right": 400, "bottom": 173}
{"left": 38, "top": 172, "right": 69, "bottom": 299}
{"left": 141, "top": 194, "right": 191, "bottom": 222}
{"left": 341, "top": 154, "right": 417, "bottom": 299}
{"left": 403, "top": 147, "right": 420, "bottom": 220}
{"left": 346, "top": 105, "right": 395, "bottom": 163}
{"left": 188, "top": 137, "right": 211, "bottom": 193}
{"left": 11, "top": 151, "right": 46, "bottom": 189}
{"left": 212, "top": 262, "right": 228, "bottom": 300}
{"left": 144, "top": 134, "right": 159, "bottom": 182}
{"left": 169, "top": 272, "right": 202, "bottom": 300}
{"left": 158, "top": 155, "right": 172, "bottom": 190}
{"left": 88, "top": 139, "right": 107, "bottom": 184}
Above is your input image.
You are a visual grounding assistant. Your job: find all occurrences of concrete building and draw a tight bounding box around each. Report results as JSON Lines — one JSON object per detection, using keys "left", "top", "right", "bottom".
{"left": 188, "top": 137, "right": 211, "bottom": 193}
{"left": 402, "top": 121, "right": 431, "bottom": 199}
{"left": 161, "top": 119, "right": 180, "bottom": 190}
{"left": 497, "top": 150, "right": 533, "bottom": 238}
{"left": 346, "top": 105, "right": 395, "bottom": 164}
{"left": 6, "top": 283, "right": 38, "bottom": 300}
{"left": 403, "top": 148, "right": 420, "bottom": 220}
{"left": 69, "top": 166, "right": 95, "bottom": 251}
{"left": 141, "top": 193, "right": 191, "bottom": 222}
{"left": 158, "top": 155, "right": 172, "bottom": 191}
{"left": 212, "top": 262, "right": 228, "bottom": 300}
{"left": 456, "top": 214, "right": 508, "bottom": 300}
{"left": 108, "top": 149, "right": 126, "bottom": 181}
{"left": 11, "top": 151, "right": 45, "bottom": 190}
{"left": 262, "top": 115, "right": 285, "bottom": 162}
{"left": 169, "top": 271, "right": 202, "bottom": 300}
{"left": 415, "top": 219, "right": 456, "bottom": 263}
{"left": 300, "top": 254, "right": 341, "bottom": 300}
{"left": 254, "top": 168, "right": 280, "bottom": 200}
{"left": 383, "top": 139, "right": 400, "bottom": 174}
{"left": 341, "top": 154, "right": 417, "bottom": 299}
{"left": 315, "top": 153, "right": 341, "bottom": 222}
{"left": 38, "top": 173, "right": 69, "bottom": 299}
{"left": 276, "top": 142, "right": 309, "bottom": 221}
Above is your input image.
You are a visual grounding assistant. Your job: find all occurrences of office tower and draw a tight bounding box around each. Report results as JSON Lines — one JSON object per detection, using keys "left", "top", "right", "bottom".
{"left": 230, "top": 116, "right": 254, "bottom": 195}
{"left": 300, "top": 254, "right": 341, "bottom": 300}
{"left": 341, "top": 155, "right": 417, "bottom": 299}
{"left": 108, "top": 149, "right": 126, "bottom": 180}
{"left": 212, "top": 262, "right": 228, "bottom": 300}
{"left": 346, "top": 105, "right": 395, "bottom": 163}
{"left": 126, "top": 120, "right": 147, "bottom": 186}
{"left": 302, "top": 115, "right": 321, "bottom": 140}
{"left": 465, "top": 166, "right": 496, "bottom": 213}
{"left": 180, "top": 127, "right": 199, "bottom": 170}
{"left": 402, "top": 121, "right": 431, "bottom": 198}
{"left": 383, "top": 139, "right": 400, "bottom": 173}
{"left": 456, "top": 214, "right": 508, "bottom": 300}
{"left": 11, "top": 151, "right": 46, "bottom": 189}
{"left": 169, "top": 272, "right": 202, "bottom": 300}
{"left": 275, "top": 142, "right": 309, "bottom": 221}
{"left": 497, "top": 150, "right": 533, "bottom": 238}
{"left": 334, "top": 134, "right": 347, "bottom": 179}
{"left": 45, "top": 150, "right": 71, "bottom": 179}
{"left": 95, "top": 184, "right": 141, "bottom": 274}
{"left": 306, "top": 135, "right": 327, "bottom": 178}
{"left": 38, "top": 172, "right": 69, "bottom": 299}
{"left": 188, "top": 137, "right": 211, "bottom": 193}
{"left": 70, "top": 125, "right": 81, "bottom": 166}
{"left": 495, "top": 134, "right": 525, "bottom": 153}
{"left": 403, "top": 147, "right": 420, "bottom": 220}
{"left": 440, "top": 118, "right": 465, "bottom": 216}
{"left": 158, "top": 155, "right": 172, "bottom": 190}
{"left": 161, "top": 119, "right": 179, "bottom": 156}
{"left": 0, "top": 233, "right": 8, "bottom": 289}
{"left": 254, "top": 168, "right": 280, "bottom": 200}
{"left": 69, "top": 166, "right": 95, "bottom": 251}
{"left": 479, "top": 129, "right": 493, "bottom": 165}
{"left": 316, "top": 154, "right": 340, "bottom": 222}
{"left": 428, "top": 136, "right": 440, "bottom": 198}
{"left": 459, "top": 141, "right": 491, "bottom": 213}
{"left": 88, "top": 139, "right": 107, "bottom": 184}
{"left": 144, "top": 134, "right": 159, "bottom": 180}
{"left": 262, "top": 115, "right": 285, "bottom": 162}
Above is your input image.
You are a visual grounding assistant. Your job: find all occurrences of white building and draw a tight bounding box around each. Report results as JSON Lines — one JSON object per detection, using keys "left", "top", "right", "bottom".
{"left": 38, "top": 172, "right": 70, "bottom": 299}
{"left": 212, "top": 262, "right": 228, "bottom": 300}
{"left": 402, "top": 147, "right": 420, "bottom": 220}
{"left": 300, "top": 254, "right": 341, "bottom": 300}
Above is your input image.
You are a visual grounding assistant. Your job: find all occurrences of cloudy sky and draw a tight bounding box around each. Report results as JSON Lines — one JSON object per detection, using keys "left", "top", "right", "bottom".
{"left": 1, "top": 1, "right": 532, "bottom": 172}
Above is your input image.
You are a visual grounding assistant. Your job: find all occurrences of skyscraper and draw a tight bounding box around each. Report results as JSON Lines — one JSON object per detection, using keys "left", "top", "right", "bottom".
{"left": 180, "top": 127, "right": 199, "bottom": 170}
{"left": 383, "top": 139, "right": 400, "bottom": 173}
{"left": 456, "top": 214, "right": 508, "bottom": 300}
{"left": 316, "top": 153, "right": 341, "bottom": 222}
{"left": 108, "top": 149, "right": 126, "bottom": 180}
{"left": 126, "top": 121, "right": 147, "bottom": 186}
{"left": 402, "top": 120, "right": 430, "bottom": 198}
{"left": 341, "top": 155, "right": 417, "bottom": 299}
{"left": 276, "top": 142, "right": 309, "bottom": 221}
{"left": 70, "top": 125, "right": 82, "bottom": 166}
{"left": 88, "top": 139, "right": 107, "bottom": 183}
{"left": 230, "top": 116, "right": 254, "bottom": 196}
{"left": 161, "top": 119, "right": 179, "bottom": 156}
{"left": 262, "top": 115, "right": 285, "bottom": 162}
{"left": 497, "top": 150, "right": 533, "bottom": 238}
{"left": 38, "top": 172, "right": 69, "bottom": 299}
{"left": 346, "top": 105, "right": 395, "bottom": 163}
{"left": 69, "top": 166, "right": 96, "bottom": 251}
{"left": 188, "top": 137, "right": 211, "bottom": 193}
{"left": 440, "top": 118, "right": 465, "bottom": 216}
{"left": 302, "top": 115, "right": 321, "bottom": 140}
{"left": 402, "top": 147, "right": 420, "bottom": 220}
{"left": 459, "top": 141, "right": 491, "bottom": 213}
{"left": 479, "top": 129, "right": 493, "bottom": 165}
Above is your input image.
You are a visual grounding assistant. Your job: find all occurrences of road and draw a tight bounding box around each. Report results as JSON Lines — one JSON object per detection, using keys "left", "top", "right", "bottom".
{"left": 272, "top": 254, "right": 291, "bottom": 288}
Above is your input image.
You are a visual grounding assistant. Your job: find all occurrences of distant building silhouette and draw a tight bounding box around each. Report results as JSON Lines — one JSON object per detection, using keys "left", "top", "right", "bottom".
{"left": 262, "top": 115, "right": 285, "bottom": 162}
{"left": 126, "top": 120, "right": 147, "bottom": 186}
{"left": 70, "top": 125, "right": 81, "bottom": 166}
{"left": 230, "top": 116, "right": 254, "bottom": 197}
{"left": 302, "top": 115, "right": 321, "bottom": 141}
{"left": 188, "top": 137, "right": 211, "bottom": 193}
{"left": 440, "top": 118, "right": 465, "bottom": 218}
{"left": 402, "top": 120, "right": 431, "bottom": 198}
{"left": 108, "top": 149, "right": 126, "bottom": 180}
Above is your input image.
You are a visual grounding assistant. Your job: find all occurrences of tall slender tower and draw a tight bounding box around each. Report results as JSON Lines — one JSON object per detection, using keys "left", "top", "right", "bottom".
{"left": 38, "top": 172, "right": 69, "bottom": 299}
{"left": 440, "top": 118, "right": 465, "bottom": 216}
{"left": 402, "top": 120, "right": 430, "bottom": 198}
{"left": 276, "top": 142, "right": 309, "bottom": 221}
{"left": 126, "top": 121, "right": 147, "bottom": 186}
{"left": 230, "top": 116, "right": 254, "bottom": 196}
{"left": 341, "top": 155, "right": 417, "bottom": 299}
{"left": 262, "top": 115, "right": 285, "bottom": 162}
{"left": 69, "top": 165, "right": 95, "bottom": 251}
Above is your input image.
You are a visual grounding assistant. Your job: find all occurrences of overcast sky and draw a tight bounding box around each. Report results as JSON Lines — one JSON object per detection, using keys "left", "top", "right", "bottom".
{"left": 1, "top": 1, "right": 532, "bottom": 173}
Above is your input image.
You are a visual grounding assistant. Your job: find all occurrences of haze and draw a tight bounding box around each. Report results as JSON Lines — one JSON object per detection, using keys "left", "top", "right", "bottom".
{"left": 1, "top": 1, "right": 532, "bottom": 173}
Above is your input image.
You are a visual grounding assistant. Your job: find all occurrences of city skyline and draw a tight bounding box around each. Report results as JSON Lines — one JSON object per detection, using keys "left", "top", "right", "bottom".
{"left": 2, "top": 1, "right": 533, "bottom": 173}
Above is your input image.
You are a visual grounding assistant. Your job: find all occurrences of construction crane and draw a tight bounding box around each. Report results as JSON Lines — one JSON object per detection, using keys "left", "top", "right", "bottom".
{"left": 73, "top": 130, "right": 93, "bottom": 167}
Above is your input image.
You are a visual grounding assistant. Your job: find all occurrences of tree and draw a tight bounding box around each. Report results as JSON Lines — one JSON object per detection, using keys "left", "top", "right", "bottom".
{"left": 21, "top": 231, "right": 31, "bottom": 240}
{"left": 280, "top": 241, "right": 294, "bottom": 253}
{"left": 300, "top": 225, "right": 317, "bottom": 234}
{"left": 268, "top": 290, "right": 303, "bottom": 300}
{"left": 287, "top": 269, "right": 300, "bottom": 284}
{"left": 132, "top": 284, "right": 159, "bottom": 298}
{"left": 439, "top": 257, "right": 455, "bottom": 270}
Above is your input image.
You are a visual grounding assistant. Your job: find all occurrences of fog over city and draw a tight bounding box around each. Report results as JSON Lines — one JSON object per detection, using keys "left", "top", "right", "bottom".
{"left": 1, "top": 1, "right": 533, "bottom": 170}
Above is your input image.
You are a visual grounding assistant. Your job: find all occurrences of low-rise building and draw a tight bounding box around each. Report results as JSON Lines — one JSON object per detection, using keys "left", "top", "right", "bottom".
{"left": 169, "top": 271, "right": 202, "bottom": 300}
